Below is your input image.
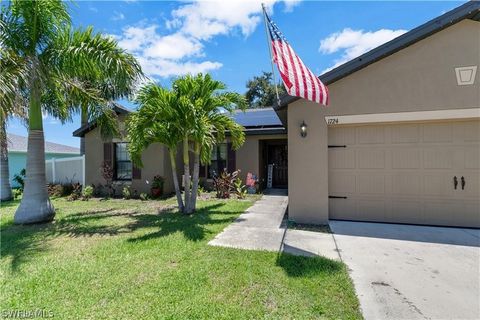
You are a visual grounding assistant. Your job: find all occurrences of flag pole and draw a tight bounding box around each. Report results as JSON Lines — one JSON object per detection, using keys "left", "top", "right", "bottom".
{"left": 261, "top": 3, "right": 281, "bottom": 107}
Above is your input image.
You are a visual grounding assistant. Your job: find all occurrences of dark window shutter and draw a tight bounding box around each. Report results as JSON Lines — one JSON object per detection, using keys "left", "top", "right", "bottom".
{"left": 227, "top": 142, "right": 236, "bottom": 173}
{"left": 199, "top": 163, "right": 206, "bottom": 178}
{"left": 132, "top": 165, "right": 141, "bottom": 180}
{"left": 103, "top": 142, "right": 113, "bottom": 166}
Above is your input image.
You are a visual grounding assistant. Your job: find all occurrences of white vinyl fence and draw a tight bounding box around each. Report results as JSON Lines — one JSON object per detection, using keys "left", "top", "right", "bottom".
{"left": 46, "top": 155, "right": 85, "bottom": 186}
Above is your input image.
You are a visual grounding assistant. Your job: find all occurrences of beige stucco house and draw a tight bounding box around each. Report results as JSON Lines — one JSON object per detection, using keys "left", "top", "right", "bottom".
{"left": 75, "top": 2, "right": 479, "bottom": 228}
{"left": 74, "top": 106, "right": 287, "bottom": 197}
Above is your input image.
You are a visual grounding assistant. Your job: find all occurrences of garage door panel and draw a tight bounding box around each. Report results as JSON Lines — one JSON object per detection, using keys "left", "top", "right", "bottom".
{"left": 392, "top": 174, "right": 420, "bottom": 195}
{"left": 422, "top": 201, "right": 457, "bottom": 226}
{"left": 423, "top": 175, "right": 452, "bottom": 196}
{"left": 329, "top": 149, "right": 355, "bottom": 169}
{"left": 390, "top": 201, "right": 423, "bottom": 224}
{"left": 328, "top": 126, "right": 355, "bottom": 145}
{"left": 329, "top": 173, "right": 356, "bottom": 194}
{"left": 357, "top": 199, "right": 386, "bottom": 221}
{"left": 328, "top": 120, "right": 479, "bottom": 228}
{"left": 392, "top": 149, "right": 420, "bottom": 169}
{"left": 424, "top": 148, "right": 453, "bottom": 169}
{"left": 329, "top": 198, "right": 356, "bottom": 220}
{"left": 423, "top": 123, "right": 453, "bottom": 143}
{"left": 464, "top": 148, "right": 480, "bottom": 169}
{"left": 391, "top": 124, "right": 420, "bottom": 144}
{"left": 357, "top": 126, "right": 385, "bottom": 144}
{"left": 358, "top": 149, "right": 385, "bottom": 169}
{"left": 357, "top": 175, "right": 385, "bottom": 194}
{"left": 460, "top": 173, "right": 480, "bottom": 198}
{"left": 463, "top": 122, "right": 480, "bottom": 142}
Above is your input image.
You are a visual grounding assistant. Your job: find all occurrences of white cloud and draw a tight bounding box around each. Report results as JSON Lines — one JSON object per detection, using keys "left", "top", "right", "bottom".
{"left": 111, "top": 11, "right": 125, "bottom": 21}
{"left": 319, "top": 28, "right": 407, "bottom": 73}
{"left": 138, "top": 57, "right": 222, "bottom": 78}
{"left": 114, "top": 0, "right": 302, "bottom": 78}
{"left": 143, "top": 33, "right": 203, "bottom": 60}
{"left": 283, "top": 0, "right": 301, "bottom": 12}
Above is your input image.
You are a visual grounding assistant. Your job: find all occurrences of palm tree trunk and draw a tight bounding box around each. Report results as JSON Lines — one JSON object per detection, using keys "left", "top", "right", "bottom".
{"left": 14, "top": 80, "right": 54, "bottom": 224}
{"left": 182, "top": 136, "right": 191, "bottom": 214}
{"left": 169, "top": 148, "right": 184, "bottom": 212}
{"left": 0, "top": 120, "right": 12, "bottom": 201}
{"left": 190, "top": 142, "right": 200, "bottom": 212}
{"left": 80, "top": 105, "right": 88, "bottom": 155}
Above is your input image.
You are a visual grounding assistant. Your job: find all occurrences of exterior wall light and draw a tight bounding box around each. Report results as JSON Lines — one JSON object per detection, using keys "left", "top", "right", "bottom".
{"left": 300, "top": 121, "right": 307, "bottom": 138}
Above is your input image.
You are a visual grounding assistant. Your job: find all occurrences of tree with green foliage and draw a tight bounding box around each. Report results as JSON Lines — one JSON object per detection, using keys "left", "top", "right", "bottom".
{"left": 174, "top": 74, "right": 246, "bottom": 212}
{"left": 127, "top": 74, "right": 246, "bottom": 214}
{"left": 0, "top": 0, "right": 143, "bottom": 224}
{"left": 245, "top": 71, "right": 286, "bottom": 108}
{"left": 0, "top": 47, "right": 27, "bottom": 201}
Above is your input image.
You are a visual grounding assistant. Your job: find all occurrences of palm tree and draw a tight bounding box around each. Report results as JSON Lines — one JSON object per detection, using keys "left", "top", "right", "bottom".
{"left": 173, "top": 74, "right": 246, "bottom": 213}
{"left": 127, "top": 84, "right": 185, "bottom": 212}
{"left": 0, "top": 48, "right": 27, "bottom": 201}
{"left": 0, "top": 1, "right": 142, "bottom": 223}
{"left": 127, "top": 76, "right": 246, "bottom": 214}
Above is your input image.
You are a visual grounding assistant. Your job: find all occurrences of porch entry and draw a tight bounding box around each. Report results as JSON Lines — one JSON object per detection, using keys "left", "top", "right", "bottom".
{"left": 261, "top": 139, "right": 288, "bottom": 189}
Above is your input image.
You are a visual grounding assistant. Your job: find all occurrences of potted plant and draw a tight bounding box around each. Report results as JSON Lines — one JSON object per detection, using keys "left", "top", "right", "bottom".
{"left": 151, "top": 175, "right": 165, "bottom": 198}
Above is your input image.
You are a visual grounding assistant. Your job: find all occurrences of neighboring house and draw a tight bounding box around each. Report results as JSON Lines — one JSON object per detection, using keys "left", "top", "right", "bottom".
{"left": 7, "top": 133, "right": 80, "bottom": 187}
{"left": 75, "top": 2, "right": 479, "bottom": 228}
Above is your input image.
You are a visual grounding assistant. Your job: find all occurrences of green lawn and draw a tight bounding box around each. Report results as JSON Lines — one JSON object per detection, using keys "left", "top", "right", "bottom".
{"left": 1, "top": 196, "right": 361, "bottom": 319}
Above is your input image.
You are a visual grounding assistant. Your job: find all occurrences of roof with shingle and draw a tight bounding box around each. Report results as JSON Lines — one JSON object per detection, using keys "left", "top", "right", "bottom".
{"left": 7, "top": 133, "right": 80, "bottom": 154}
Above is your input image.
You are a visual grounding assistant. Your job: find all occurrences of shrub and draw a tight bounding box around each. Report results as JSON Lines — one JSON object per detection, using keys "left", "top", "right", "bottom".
{"left": 82, "top": 185, "right": 94, "bottom": 200}
{"left": 68, "top": 183, "right": 82, "bottom": 201}
{"left": 101, "top": 161, "right": 114, "bottom": 197}
{"left": 233, "top": 178, "right": 247, "bottom": 199}
{"left": 139, "top": 192, "right": 149, "bottom": 201}
{"left": 12, "top": 188, "right": 22, "bottom": 200}
{"left": 13, "top": 168, "right": 26, "bottom": 190}
{"left": 212, "top": 169, "right": 240, "bottom": 199}
{"left": 151, "top": 175, "right": 165, "bottom": 189}
{"left": 122, "top": 186, "right": 131, "bottom": 199}
{"left": 47, "top": 183, "right": 75, "bottom": 197}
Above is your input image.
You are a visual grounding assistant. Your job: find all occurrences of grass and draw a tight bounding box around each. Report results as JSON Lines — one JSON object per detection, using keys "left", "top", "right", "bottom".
{"left": 1, "top": 196, "right": 361, "bottom": 319}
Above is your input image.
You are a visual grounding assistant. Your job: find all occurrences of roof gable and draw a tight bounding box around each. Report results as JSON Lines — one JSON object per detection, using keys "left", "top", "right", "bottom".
{"left": 278, "top": 1, "right": 480, "bottom": 109}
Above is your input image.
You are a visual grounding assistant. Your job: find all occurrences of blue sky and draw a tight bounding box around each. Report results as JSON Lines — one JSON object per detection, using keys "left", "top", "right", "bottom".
{"left": 6, "top": 0, "right": 464, "bottom": 148}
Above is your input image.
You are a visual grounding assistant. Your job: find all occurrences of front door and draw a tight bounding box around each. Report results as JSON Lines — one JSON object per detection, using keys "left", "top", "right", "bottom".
{"left": 268, "top": 144, "right": 288, "bottom": 188}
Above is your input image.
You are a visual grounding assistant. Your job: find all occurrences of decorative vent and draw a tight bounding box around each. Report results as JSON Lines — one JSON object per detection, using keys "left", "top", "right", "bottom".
{"left": 455, "top": 66, "right": 477, "bottom": 85}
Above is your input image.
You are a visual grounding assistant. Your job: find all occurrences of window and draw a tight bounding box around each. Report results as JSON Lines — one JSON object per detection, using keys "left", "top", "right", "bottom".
{"left": 208, "top": 143, "right": 227, "bottom": 178}
{"left": 114, "top": 142, "right": 132, "bottom": 180}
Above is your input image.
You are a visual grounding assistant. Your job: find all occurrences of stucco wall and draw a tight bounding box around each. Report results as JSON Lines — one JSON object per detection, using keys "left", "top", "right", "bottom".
{"left": 235, "top": 134, "right": 287, "bottom": 184}
{"left": 84, "top": 119, "right": 174, "bottom": 195}
{"left": 287, "top": 19, "right": 480, "bottom": 224}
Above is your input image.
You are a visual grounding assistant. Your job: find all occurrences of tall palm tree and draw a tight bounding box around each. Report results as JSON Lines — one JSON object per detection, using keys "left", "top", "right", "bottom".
{"left": 127, "top": 84, "right": 185, "bottom": 212}
{"left": 0, "top": 1, "right": 142, "bottom": 223}
{"left": 174, "top": 74, "right": 246, "bottom": 213}
{"left": 0, "top": 48, "right": 27, "bottom": 201}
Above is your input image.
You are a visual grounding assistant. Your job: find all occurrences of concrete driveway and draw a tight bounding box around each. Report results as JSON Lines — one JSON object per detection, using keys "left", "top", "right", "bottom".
{"left": 330, "top": 221, "right": 480, "bottom": 320}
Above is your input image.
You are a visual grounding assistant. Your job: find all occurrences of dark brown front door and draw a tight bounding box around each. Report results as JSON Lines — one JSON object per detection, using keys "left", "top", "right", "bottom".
{"left": 268, "top": 144, "right": 288, "bottom": 188}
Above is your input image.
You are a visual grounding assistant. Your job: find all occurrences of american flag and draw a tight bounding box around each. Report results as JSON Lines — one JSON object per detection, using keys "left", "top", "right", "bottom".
{"left": 266, "top": 12, "right": 329, "bottom": 106}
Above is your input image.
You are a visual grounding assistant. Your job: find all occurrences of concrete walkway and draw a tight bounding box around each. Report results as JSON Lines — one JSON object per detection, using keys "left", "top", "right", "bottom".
{"left": 209, "top": 190, "right": 340, "bottom": 260}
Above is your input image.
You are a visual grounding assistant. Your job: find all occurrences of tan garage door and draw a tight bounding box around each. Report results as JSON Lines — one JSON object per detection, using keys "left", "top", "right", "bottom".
{"left": 328, "top": 120, "right": 480, "bottom": 228}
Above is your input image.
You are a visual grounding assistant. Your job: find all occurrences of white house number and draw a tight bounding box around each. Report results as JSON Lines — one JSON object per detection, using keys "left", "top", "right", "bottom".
{"left": 327, "top": 118, "right": 339, "bottom": 125}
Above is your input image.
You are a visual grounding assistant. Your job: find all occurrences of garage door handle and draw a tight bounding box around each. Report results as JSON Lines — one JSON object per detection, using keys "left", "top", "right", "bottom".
{"left": 461, "top": 176, "right": 465, "bottom": 190}
{"left": 453, "top": 176, "right": 458, "bottom": 190}
{"left": 329, "top": 196, "right": 348, "bottom": 199}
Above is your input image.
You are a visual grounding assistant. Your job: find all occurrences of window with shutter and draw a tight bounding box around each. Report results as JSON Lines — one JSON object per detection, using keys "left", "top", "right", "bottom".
{"left": 114, "top": 142, "right": 132, "bottom": 180}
